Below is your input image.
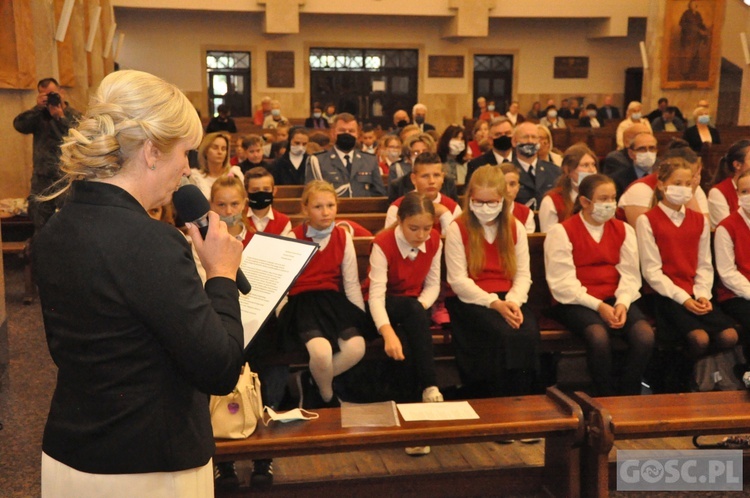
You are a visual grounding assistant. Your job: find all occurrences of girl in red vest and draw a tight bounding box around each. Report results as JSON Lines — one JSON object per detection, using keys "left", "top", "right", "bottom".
{"left": 279, "top": 180, "right": 367, "bottom": 408}
{"left": 209, "top": 173, "right": 251, "bottom": 246}
{"left": 243, "top": 166, "right": 292, "bottom": 242}
{"left": 636, "top": 151, "right": 737, "bottom": 364}
{"left": 500, "top": 163, "right": 536, "bottom": 233}
{"left": 367, "top": 192, "right": 443, "bottom": 404}
{"left": 444, "top": 165, "right": 540, "bottom": 398}
{"left": 708, "top": 139, "right": 750, "bottom": 228}
{"left": 538, "top": 143, "right": 598, "bottom": 233}
{"left": 715, "top": 169, "right": 750, "bottom": 336}
{"left": 545, "top": 174, "right": 654, "bottom": 395}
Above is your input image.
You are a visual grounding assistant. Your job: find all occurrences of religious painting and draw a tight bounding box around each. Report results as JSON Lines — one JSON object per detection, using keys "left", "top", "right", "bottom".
{"left": 661, "top": 0, "right": 724, "bottom": 89}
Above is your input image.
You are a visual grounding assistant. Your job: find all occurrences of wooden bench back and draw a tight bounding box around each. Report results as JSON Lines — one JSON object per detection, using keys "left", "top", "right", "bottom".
{"left": 275, "top": 197, "right": 390, "bottom": 215}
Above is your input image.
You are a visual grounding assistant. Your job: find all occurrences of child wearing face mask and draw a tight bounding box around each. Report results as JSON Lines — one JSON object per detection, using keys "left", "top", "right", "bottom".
{"left": 365, "top": 193, "right": 443, "bottom": 455}
{"left": 444, "top": 165, "right": 540, "bottom": 398}
{"left": 715, "top": 169, "right": 750, "bottom": 340}
{"left": 545, "top": 174, "right": 654, "bottom": 396}
{"left": 636, "top": 153, "right": 738, "bottom": 388}
{"left": 500, "top": 164, "right": 536, "bottom": 233}
{"left": 377, "top": 135, "right": 402, "bottom": 176}
{"left": 272, "top": 126, "right": 309, "bottom": 185}
{"left": 279, "top": 180, "right": 368, "bottom": 408}
{"left": 707, "top": 139, "right": 750, "bottom": 228}
{"left": 538, "top": 144, "right": 598, "bottom": 232}
{"left": 209, "top": 173, "right": 251, "bottom": 244}
{"left": 618, "top": 140, "right": 709, "bottom": 227}
{"left": 437, "top": 125, "right": 469, "bottom": 185}
{"left": 243, "top": 167, "right": 293, "bottom": 242}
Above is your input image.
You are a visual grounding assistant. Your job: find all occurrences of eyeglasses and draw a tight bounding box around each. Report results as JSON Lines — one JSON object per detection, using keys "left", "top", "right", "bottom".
{"left": 470, "top": 199, "right": 501, "bottom": 209}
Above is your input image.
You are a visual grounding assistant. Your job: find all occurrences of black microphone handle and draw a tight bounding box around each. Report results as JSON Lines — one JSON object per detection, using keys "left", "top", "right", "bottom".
{"left": 197, "top": 221, "right": 252, "bottom": 295}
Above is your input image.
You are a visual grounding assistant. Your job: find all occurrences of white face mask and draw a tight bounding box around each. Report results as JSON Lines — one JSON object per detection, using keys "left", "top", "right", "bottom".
{"left": 573, "top": 171, "right": 593, "bottom": 188}
{"left": 590, "top": 201, "right": 617, "bottom": 223}
{"left": 290, "top": 145, "right": 306, "bottom": 156}
{"left": 664, "top": 185, "right": 693, "bottom": 206}
{"left": 634, "top": 151, "right": 657, "bottom": 172}
{"left": 631, "top": 112, "right": 642, "bottom": 120}
{"left": 385, "top": 150, "right": 401, "bottom": 162}
{"left": 739, "top": 194, "right": 750, "bottom": 213}
{"left": 470, "top": 201, "right": 504, "bottom": 224}
{"left": 487, "top": 105, "right": 496, "bottom": 111}
{"left": 264, "top": 407, "right": 319, "bottom": 424}
{"left": 449, "top": 139, "right": 466, "bottom": 155}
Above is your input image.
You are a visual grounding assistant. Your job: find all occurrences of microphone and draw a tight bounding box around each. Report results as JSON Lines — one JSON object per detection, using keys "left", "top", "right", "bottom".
{"left": 173, "top": 183, "right": 251, "bottom": 295}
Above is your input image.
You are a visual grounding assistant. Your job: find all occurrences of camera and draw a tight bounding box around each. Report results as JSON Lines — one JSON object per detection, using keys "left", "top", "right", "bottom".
{"left": 46, "top": 92, "right": 62, "bottom": 107}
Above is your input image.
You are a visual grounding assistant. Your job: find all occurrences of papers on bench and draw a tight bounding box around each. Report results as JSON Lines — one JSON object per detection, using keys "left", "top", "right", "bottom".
{"left": 239, "top": 233, "right": 318, "bottom": 350}
{"left": 341, "top": 401, "right": 400, "bottom": 428}
{"left": 396, "top": 401, "right": 479, "bottom": 422}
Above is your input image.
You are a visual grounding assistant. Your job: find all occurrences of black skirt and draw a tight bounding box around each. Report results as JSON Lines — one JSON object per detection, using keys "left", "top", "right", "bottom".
{"left": 653, "top": 294, "right": 735, "bottom": 345}
{"left": 552, "top": 298, "right": 648, "bottom": 338}
{"left": 278, "top": 290, "right": 369, "bottom": 352}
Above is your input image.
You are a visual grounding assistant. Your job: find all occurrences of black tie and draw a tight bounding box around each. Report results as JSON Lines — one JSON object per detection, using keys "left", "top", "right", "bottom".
{"left": 528, "top": 164, "right": 535, "bottom": 180}
{"left": 503, "top": 158, "right": 511, "bottom": 164}
{"left": 344, "top": 155, "right": 352, "bottom": 175}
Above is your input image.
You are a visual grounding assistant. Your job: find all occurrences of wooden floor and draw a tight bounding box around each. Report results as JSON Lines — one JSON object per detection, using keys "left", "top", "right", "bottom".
{"left": 224, "top": 435, "right": 744, "bottom": 497}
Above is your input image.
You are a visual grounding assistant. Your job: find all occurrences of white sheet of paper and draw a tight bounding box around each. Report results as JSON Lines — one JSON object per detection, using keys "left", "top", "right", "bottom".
{"left": 396, "top": 401, "right": 479, "bottom": 421}
{"left": 238, "top": 233, "right": 317, "bottom": 348}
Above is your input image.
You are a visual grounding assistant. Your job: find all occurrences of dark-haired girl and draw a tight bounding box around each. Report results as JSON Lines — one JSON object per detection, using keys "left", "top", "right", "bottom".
{"left": 545, "top": 174, "right": 654, "bottom": 395}
{"left": 708, "top": 139, "right": 750, "bottom": 228}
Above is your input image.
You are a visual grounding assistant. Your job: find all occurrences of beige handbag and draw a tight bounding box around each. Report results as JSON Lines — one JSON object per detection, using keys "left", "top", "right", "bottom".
{"left": 209, "top": 363, "right": 263, "bottom": 439}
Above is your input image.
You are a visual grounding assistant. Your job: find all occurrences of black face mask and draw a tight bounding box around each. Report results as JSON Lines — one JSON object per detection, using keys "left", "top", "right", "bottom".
{"left": 396, "top": 120, "right": 409, "bottom": 128}
{"left": 493, "top": 135, "right": 513, "bottom": 151}
{"left": 414, "top": 116, "right": 425, "bottom": 125}
{"left": 336, "top": 133, "right": 357, "bottom": 152}
{"left": 248, "top": 191, "right": 273, "bottom": 210}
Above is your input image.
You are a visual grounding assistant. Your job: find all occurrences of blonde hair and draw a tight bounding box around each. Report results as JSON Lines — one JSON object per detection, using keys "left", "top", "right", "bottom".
{"left": 210, "top": 172, "right": 247, "bottom": 203}
{"left": 198, "top": 132, "right": 231, "bottom": 175}
{"left": 301, "top": 180, "right": 337, "bottom": 208}
{"left": 52, "top": 70, "right": 202, "bottom": 197}
{"left": 460, "top": 165, "right": 516, "bottom": 279}
{"left": 552, "top": 143, "right": 599, "bottom": 220}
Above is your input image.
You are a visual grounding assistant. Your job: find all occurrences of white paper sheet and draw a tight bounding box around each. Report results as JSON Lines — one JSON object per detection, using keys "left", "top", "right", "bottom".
{"left": 396, "top": 401, "right": 479, "bottom": 421}
{"left": 238, "top": 233, "right": 318, "bottom": 348}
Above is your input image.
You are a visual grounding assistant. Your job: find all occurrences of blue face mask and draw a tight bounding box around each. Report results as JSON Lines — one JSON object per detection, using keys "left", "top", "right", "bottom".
{"left": 306, "top": 222, "right": 335, "bottom": 239}
{"left": 697, "top": 115, "right": 710, "bottom": 125}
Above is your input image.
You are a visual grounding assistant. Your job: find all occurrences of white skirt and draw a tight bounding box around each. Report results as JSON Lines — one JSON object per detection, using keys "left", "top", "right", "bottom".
{"left": 41, "top": 453, "right": 213, "bottom": 498}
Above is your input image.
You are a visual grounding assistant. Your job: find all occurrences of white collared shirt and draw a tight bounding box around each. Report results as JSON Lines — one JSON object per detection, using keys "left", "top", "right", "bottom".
{"left": 544, "top": 214, "right": 641, "bottom": 311}
{"left": 445, "top": 219, "right": 531, "bottom": 307}
{"left": 516, "top": 157, "right": 538, "bottom": 176}
{"left": 635, "top": 202, "right": 713, "bottom": 304}
{"left": 249, "top": 208, "right": 293, "bottom": 237}
{"left": 367, "top": 226, "right": 442, "bottom": 330}
{"left": 383, "top": 192, "right": 462, "bottom": 232}
{"left": 492, "top": 149, "right": 513, "bottom": 165}
{"left": 335, "top": 146, "right": 354, "bottom": 171}
{"left": 707, "top": 179, "right": 735, "bottom": 229}
{"left": 714, "top": 207, "right": 750, "bottom": 300}
{"left": 538, "top": 189, "right": 577, "bottom": 233}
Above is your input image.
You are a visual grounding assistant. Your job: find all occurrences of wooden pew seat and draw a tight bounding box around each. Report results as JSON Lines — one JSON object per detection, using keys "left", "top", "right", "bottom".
{"left": 215, "top": 387, "right": 584, "bottom": 498}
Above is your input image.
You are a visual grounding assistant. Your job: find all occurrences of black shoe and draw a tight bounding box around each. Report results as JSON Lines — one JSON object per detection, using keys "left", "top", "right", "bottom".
{"left": 251, "top": 458, "right": 274, "bottom": 490}
{"left": 214, "top": 461, "right": 239, "bottom": 490}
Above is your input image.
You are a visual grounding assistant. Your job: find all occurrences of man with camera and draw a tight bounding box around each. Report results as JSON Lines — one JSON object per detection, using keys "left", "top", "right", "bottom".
{"left": 14, "top": 77, "right": 81, "bottom": 231}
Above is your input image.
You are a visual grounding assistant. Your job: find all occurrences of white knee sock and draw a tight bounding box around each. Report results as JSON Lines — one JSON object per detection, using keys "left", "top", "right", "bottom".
{"left": 333, "top": 336, "right": 365, "bottom": 376}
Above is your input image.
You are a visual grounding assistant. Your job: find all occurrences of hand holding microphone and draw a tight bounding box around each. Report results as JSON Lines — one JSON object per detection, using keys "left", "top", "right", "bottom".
{"left": 173, "top": 183, "right": 251, "bottom": 294}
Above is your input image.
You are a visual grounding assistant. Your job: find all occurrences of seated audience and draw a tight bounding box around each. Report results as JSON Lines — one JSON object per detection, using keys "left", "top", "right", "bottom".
{"left": 272, "top": 126, "right": 310, "bottom": 186}
{"left": 479, "top": 100, "right": 501, "bottom": 121}
{"left": 646, "top": 97, "right": 685, "bottom": 124}
{"left": 262, "top": 99, "right": 289, "bottom": 129}
{"left": 305, "top": 101, "right": 329, "bottom": 130}
{"left": 578, "top": 104, "right": 601, "bottom": 128}
{"left": 527, "top": 101, "right": 543, "bottom": 120}
{"left": 509, "top": 121, "right": 561, "bottom": 209}
{"left": 377, "top": 135, "right": 403, "bottom": 176}
{"left": 537, "top": 125, "right": 563, "bottom": 167}
{"left": 466, "top": 117, "right": 515, "bottom": 184}
{"left": 708, "top": 139, "right": 750, "bottom": 228}
{"left": 540, "top": 106, "right": 566, "bottom": 129}
{"left": 389, "top": 132, "right": 435, "bottom": 183}
{"left": 238, "top": 134, "right": 272, "bottom": 175}
{"left": 616, "top": 101, "right": 652, "bottom": 149}
{"left": 651, "top": 106, "right": 686, "bottom": 132}
{"left": 505, "top": 101, "right": 525, "bottom": 127}
{"left": 230, "top": 135, "right": 246, "bottom": 166}
{"left": 683, "top": 106, "right": 720, "bottom": 152}
{"left": 437, "top": 124, "right": 469, "bottom": 185}
{"left": 360, "top": 123, "right": 378, "bottom": 154}
{"left": 412, "top": 103, "right": 435, "bottom": 132}
{"left": 190, "top": 131, "right": 243, "bottom": 199}
{"left": 500, "top": 163, "right": 537, "bottom": 233}
{"left": 467, "top": 119, "right": 489, "bottom": 159}
{"left": 322, "top": 102, "right": 337, "bottom": 125}
{"left": 538, "top": 143, "right": 598, "bottom": 232}
{"left": 205, "top": 104, "right": 237, "bottom": 134}
{"left": 254, "top": 96, "right": 272, "bottom": 126}
{"left": 610, "top": 131, "right": 658, "bottom": 200}
{"left": 602, "top": 123, "right": 651, "bottom": 177}
{"left": 597, "top": 95, "right": 621, "bottom": 122}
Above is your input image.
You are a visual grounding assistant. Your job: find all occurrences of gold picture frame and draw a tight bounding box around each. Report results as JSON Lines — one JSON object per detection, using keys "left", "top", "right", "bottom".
{"left": 661, "top": 0, "right": 724, "bottom": 89}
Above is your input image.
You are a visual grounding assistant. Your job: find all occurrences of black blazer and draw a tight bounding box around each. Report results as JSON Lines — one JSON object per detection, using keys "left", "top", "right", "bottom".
{"left": 33, "top": 181, "right": 244, "bottom": 474}
{"left": 683, "top": 125, "right": 721, "bottom": 152}
{"left": 610, "top": 166, "right": 640, "bottom": 200}
{"left": 273, "top": 154, "right": 308, "bottom": 185}
{"left": 597, "top": 106, "right": 621, "bottom": 122}
{"left": 466, "top": 151, "right": 499, "bottom": 185}
{"left": 512, "top": 157, "right": 561, "bottom": 209}
{"left": 304, "top": 117, "right": 329, "bottom": 129}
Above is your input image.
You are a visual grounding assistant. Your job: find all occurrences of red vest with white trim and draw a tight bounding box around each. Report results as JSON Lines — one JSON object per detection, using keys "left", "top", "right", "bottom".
{"left": 367, "top": 228, "right": 440, "bottom": 298}
{"left": 561, "top": 214, "right": 626, "bottom": 301}
{"left": 715, "top": 211, "right": 750, "bottom": 302}
{"left": 391, "top": 194, "right": 458, "bottom": 233}
{"left": 644, "top": 206, "right": 704, "bottom": 296}
{"left": 454, "top": 218, "right": 516, "bottom": 293}
{"left": 289, "top": 224, "right": 346, "bottom": 295}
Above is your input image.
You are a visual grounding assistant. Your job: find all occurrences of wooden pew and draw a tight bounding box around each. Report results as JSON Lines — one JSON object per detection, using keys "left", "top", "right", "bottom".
{"left": 275, "top": 185, "right": 305, "bottom": 198}
{"left": 289, "top": 213, "right": 386, "bottom": 233}
{"left": 572, "top": 390, "right": 750, "bottom": 498}
{"left": 275, "top": 197, "right": 390, "bottom": 216}
{"left": 214, "top": 387, "right": 584, "bottom": 498}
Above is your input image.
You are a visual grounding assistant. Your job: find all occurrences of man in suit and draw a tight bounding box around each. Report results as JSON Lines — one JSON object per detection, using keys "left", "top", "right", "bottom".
{"left": 412, "top": 103, "right": 435, "bottom": 132}
{"left": 511, "top": 121, "right": 561, "bottom": 209}
{"left": 610, "top": 131, "right": 658, "bottom": 200}
{"left": 465, "top": 117, "right": 515, "bottom": 184}
{"left": 597, "top": 95, "right": 621, "bottom": 122}
{"left": 601, "top": 122, "right": 651, "bottom": 177}
{"left": 306, "top": 112, "right": 386, "bottom": 197}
